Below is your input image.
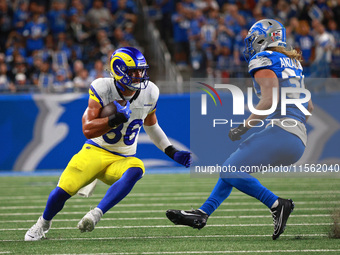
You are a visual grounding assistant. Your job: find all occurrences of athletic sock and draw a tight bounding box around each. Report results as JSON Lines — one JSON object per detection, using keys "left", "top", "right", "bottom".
{"left": 223, "top": 171, "right": 278, "bottom": 208}
{"left": 97, "top": 167, "right": 143, "bottom": 214}
{"left": 271, "top": 199, "right": 279, "bottom": 209}
{"left": 199, "top": 178, "right": 233, "bottom": 216}
{"left": 43, "top": 187, "right": 71, "bottom": 221}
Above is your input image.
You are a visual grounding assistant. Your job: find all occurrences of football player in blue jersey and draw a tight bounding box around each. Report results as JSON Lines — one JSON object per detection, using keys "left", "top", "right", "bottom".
{"left": 24, "top": 47, "right": 192, "bottom": 241}
{"left": 166, "top": 19, "right": 314, "bottom": 240}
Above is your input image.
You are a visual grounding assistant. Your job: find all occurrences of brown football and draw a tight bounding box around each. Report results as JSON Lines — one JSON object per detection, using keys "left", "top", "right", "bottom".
{"left": 100, "top": 100, "right": 127, "bottom": 118}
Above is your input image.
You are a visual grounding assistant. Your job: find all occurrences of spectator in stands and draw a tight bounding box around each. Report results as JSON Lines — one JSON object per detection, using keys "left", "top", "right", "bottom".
{"left": 52, "top": 68, "right": 73, "bottom": 93}
{"left": 233, "top": 28, "right": 248, "bottom": 78}
{"left": 295, "top": 20, "right": 315, "bottom": 77}
{"left": 89, "top": 59, "right": 109, "bottom": 80}
{"left": 215, "top": 43, "right": 233, "bottom": 81}
{"left": 73, "top": 68, "right": 92, "bottom": 92}
{"left": 195, "top": 0, "right": 219, "bottom": 14}
{"left": 72, "top": 60, "right": 84, "bottom": 79}
{"left": 14, "top": 73, "right": 30, "bottom": 93}
{"left": 0, "top": 62, "right": 15, "bottom": 92}
{"left": 67, "top": 8, "right": 90, "bottom": 43}
{"left": 47, "top": 0, "right": 68, "bottom": 36}
{"left": 32, "top": 60, "right": 54, "bottom": 90}
{"left": 312, "top": 21, "right": 335, "bottom": 77}
{"left": 5, "top": 34, "right": 27, "bottom": 64}
{"left": 171, "top": 2, "right": 191, "bottom": 67}
{"left": 223, "top": 4, "right": 245, "bottom": 37}
{"left": 22, "top": 12, "right": 48, "bottom": 55}
{"left": 86, "top": 0, "right": 112, "bottom": 34}
{"left": 191, "top": 41, "right": 208, "bottom": 78}
{"left": 9, "top": 55, "right": 29, "bottom": 83}
{"left": 154, "top": 0, "right": 175, "bottom": 49}
{"left": 0, "top": 0, "right": 14, "bottom": 52}
{"left": 69, "top": 0, "right": 87, "bottom": 24}
{"left": 327, "top": 19, "right": 340, "bottom": 76}
{"left": 113, "top": 0, "right": 138, "bottom": 29}
{"left": 13, "top": 0, "right": 30, "bottom": 35}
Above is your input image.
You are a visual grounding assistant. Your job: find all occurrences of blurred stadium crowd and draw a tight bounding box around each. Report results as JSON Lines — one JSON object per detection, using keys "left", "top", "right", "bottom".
{"left": 150, "top": 0, "right": 340, "bottom": 80}
{"left": 0, "top": 0, "right": 339, "bottom": 93}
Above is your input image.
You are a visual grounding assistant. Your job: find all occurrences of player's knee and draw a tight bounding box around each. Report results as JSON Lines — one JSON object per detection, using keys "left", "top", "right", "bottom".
{"left": 129, "top": 158, "right": 145, "bottom": 174}
{"left": 58, "top": 178, "right": 80, "bottom": 196}
{"left": 125, "top": 167, "right": 144, "bottom": 182}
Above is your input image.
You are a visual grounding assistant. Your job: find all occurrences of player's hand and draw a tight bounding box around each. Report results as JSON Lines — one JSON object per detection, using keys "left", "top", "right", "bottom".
{"left": 228, "top": 124, "right": 249, "bottom": 141}
{"left": 114, "top": 100, "right": 131, "bottom": 120}
{"left": 173, "top": 151, "right": 192, "bottom": 168}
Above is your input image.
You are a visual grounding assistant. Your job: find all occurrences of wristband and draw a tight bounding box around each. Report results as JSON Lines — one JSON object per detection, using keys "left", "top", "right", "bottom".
{"left": 165, "top": 145, "right": 179, "bottom": 159}
{"left": 108, "top": 113, "right": 128, "bottom": 128}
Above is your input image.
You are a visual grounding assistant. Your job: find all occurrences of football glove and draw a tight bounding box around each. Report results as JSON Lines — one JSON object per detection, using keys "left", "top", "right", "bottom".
{"left": 108, "top": 101, "right": 131, "bottom": 127}
{"left": 228, "top": 124, "right": 249, "bottom": 141}
{"left": 165, "top": 145, "right": 192, "bottom": 168}
{"left": 174, "top": 151, "right": 192, "bottom": 168}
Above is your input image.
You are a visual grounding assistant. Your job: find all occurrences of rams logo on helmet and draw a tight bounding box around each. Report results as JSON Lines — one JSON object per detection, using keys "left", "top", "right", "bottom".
{"left": 110, "top": 47, "right": 149, "bottom": 91}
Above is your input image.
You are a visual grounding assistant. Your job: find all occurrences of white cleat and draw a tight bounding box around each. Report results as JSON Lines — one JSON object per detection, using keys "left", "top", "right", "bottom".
{"left": 77, "top": 208, "right": 103, "bottom": 233}
{"left": 25, "top": 216, "right": 52, "bottom": 241}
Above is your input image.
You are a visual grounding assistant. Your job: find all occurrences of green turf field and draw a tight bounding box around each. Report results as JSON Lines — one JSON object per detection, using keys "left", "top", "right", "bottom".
{"left": 0, "top": 173, "right": 340, "bottom": 255}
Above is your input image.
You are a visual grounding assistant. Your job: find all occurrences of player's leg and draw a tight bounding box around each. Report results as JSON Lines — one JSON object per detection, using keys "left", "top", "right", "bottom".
{"left": 25, "top": 144, "right": 110, "bottom": 241}
{"left": 167, "top": 126, "right": 304, "bottom": 237}
{"left": 167, "top": 178, "right": 232, "bottom": 229}
{"left": 77, "top": 157, "right": 144, "bottom": 232}
{"left": 219, "top": 126, "right": 305, "bottom": 207}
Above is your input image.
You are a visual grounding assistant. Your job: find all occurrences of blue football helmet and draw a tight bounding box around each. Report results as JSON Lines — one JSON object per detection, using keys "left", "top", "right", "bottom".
{"left": 110, "top": 47, "right": 149, "bottom": 91}
{"left": 243, "top": 19, "right": 286, "bottom": 62}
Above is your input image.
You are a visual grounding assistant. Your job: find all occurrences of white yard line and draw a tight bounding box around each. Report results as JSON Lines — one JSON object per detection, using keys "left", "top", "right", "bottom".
{"left": 1, "top": 200, "right": 339, "bottom": 210}
{"left": 1, "top": 233, "right": 329, "bottom": 242}
{"left": 0, "top": 207, "right": 336, "bottom": 216}
{"left": 1, "top": 222, "right": 334, "bottom": 231}
{"left": 0, "top": 190, "right": 340, "bottom": 200}
{"left": 0, "top": 214, "right": 332, "bottom": 223}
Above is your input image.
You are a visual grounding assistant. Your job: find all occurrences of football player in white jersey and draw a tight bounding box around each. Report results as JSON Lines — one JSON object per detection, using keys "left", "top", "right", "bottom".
{"left": 25, "top": 47, "right": 192, "bottom": 241}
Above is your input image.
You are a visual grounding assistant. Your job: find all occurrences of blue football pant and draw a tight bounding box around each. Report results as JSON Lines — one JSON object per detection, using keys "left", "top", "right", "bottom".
{"left": 200, "top": 125, "right": 305, "bottom": 215}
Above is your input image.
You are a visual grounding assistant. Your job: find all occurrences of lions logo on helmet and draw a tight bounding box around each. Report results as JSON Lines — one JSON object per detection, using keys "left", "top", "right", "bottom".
{"left": 243, "top": 19, "right": 287, "bottom": 62}
{"left": 110, "top": 47, "right": 149, "bottom": 91}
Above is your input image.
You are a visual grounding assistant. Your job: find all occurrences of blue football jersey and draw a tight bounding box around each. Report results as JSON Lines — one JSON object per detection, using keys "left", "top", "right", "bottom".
{"left": 248, "top": 50, "right": 308, "bottom": 124}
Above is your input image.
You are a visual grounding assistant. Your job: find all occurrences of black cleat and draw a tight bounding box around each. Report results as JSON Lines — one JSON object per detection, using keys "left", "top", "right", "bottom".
{"left": 166, "top": 209, "right": 209, "bottom": 229}
{"left": 271, "top": 198, "right": 295, "bottom": 240}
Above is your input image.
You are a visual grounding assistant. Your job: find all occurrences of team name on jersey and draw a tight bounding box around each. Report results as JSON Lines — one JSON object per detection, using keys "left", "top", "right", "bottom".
{"left": 280, "top": 57, "right": 301, "bottom": 69}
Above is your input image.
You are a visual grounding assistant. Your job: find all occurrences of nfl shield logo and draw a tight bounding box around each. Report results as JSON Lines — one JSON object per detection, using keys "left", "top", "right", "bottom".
{"left": 270, "top": 31, "right": 281, "bottom": 41}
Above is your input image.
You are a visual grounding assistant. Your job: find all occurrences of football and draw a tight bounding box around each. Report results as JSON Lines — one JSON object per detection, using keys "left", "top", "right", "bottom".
{"left": 100, "top": 100, "right": 127, "bottom": 118}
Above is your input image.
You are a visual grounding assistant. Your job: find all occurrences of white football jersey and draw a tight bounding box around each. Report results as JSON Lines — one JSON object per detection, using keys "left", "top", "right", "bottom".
{"left": 86, "top": 78, "right": 159, "bottom": 156}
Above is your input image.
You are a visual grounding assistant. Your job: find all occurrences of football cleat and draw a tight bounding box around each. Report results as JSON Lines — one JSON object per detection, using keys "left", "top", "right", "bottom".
{"left": 77, "top": 208, "right": 103, "bottom": 233}
{"left": 25, "top": 216, "right": 52, "bottom": 241}
{"left": 166, "top": 209, "right": 209, "bottom": 229}
{"left": 271, "top": 198, "right": 295, "bottom": 240}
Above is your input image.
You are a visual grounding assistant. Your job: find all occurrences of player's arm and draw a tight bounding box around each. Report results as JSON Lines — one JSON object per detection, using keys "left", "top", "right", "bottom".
{"left": 143, "top": 111, "right": 192, "bottom": 168}
{"left": 229, "top": 69, "right": 279, "bottom": 141}
{"left": 82, "top": 98, "right": 113, "bottom": 139}
{"left": 245, "top": 69, "right": 279, "bottom": 128}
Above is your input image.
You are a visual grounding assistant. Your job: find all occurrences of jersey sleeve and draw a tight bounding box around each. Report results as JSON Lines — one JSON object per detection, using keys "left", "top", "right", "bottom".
{"left": 147, "top": 82, "right": 160, "bottom": 115}
{"left": 248, "top": 51, "right": 280, "bottom": 77}
{"left": 88, "top": 78, "right": 110, "bottom": 107}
